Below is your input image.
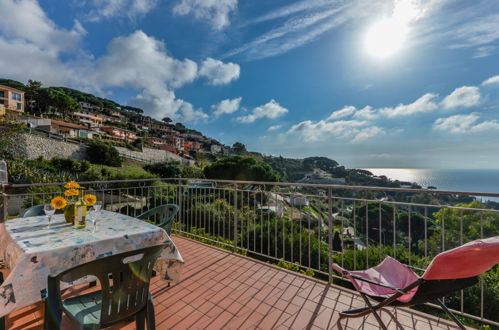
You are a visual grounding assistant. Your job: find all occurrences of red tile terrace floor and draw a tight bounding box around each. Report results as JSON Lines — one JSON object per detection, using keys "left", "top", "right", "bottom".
{"left": 4, "top": 235, "right": 469, "bottom": 330}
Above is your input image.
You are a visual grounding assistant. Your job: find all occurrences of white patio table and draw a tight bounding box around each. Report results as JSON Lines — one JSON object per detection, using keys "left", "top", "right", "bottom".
{"left": 0, "top": 210, "right": 184, "bottom": 318}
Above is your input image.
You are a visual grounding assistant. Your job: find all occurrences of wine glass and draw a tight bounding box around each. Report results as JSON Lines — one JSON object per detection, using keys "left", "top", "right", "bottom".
{"left": 91, "top": 201, "right": 102, "bottom": 232}
{"left": 93, "top": 201, "right": 102, "bottom": 213}
{"left": 43, "top": 204, "right": 55, "bottom": 229}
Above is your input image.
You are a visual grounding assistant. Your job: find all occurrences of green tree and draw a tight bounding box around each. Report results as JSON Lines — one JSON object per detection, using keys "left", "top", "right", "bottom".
{"left": 231, "top": 142, "right": 247, "bottom": 155}
{"left": 144, "top": 162, "right": 182, "bottom": 178}
{"left": 25, "top": 80, "right": 42, "bottom": 114}
{"left": 333, "top": 231, "right": 343, "bottom": 252}
{"left": 302, "top": 156, "right": 339, "bottom": 172}
{"left": 175, "top": 122, "right": 187, "bottom": 132}
{"left": 0, "top": 78, "right": 26, "bottom": 91}
{"left": 204, "top": 156, "right": 279, "bottom": 182}
{"left": 428, "top": 201, "right": 499, "bottom": 254}
{"left": 85, "top": 141, "right": 122, "bottom": 167}
{"left": 353, "top": 202, "right": 434, "bottom": 253}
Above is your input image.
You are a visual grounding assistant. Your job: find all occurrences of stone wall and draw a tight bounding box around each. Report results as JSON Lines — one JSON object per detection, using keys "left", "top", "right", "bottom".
{"left": 10, "top": 133, "right": 87, "bottom": 160}
{"left": 116, "top": 147, "right": 194, "bottom": 166}
{"left": 8, "top": 133, "right": 194, "bottom": 165}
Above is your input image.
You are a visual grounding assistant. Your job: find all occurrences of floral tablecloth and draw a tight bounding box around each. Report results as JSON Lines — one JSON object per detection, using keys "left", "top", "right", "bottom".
{"left": 0, "top": 210, "right": 184, "bottom": 317}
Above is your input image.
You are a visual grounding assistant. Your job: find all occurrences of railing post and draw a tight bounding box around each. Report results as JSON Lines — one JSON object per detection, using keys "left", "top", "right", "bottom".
{"left": 328, "top": 187, "right": 333, "bottom": 285}
{"left": 177, "top": 179, "right": 183, "bottom": 232}
{"left": 1, "top": 193, "right": 8, "bottom": 222}
{"left": 233, "top": 183, "right": 238, "bottom": 251}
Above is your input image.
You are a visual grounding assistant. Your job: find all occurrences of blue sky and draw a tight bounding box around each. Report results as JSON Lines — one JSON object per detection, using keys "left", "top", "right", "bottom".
{"left": 1, "top": 0, "right": 499, "bottom": 169}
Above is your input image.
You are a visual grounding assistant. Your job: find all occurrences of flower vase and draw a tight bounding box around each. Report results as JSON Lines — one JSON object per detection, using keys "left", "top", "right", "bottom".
{"left": 64, "top": 204, "right": 75, "bottom": 224}
{"left": 64, "top": 203, "right": 87, "bottom": 228}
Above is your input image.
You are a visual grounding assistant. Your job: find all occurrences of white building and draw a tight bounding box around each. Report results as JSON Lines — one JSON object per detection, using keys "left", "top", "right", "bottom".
{"left": 210, "top": 145, "right": 222, "bottom": 153}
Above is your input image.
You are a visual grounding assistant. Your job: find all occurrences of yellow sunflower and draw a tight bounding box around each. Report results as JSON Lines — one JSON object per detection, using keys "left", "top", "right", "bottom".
{"left": 64, "top": 181, "right": 80, "bottom": 189}
{"left": 64, "top": 189, "right": 80, "bottom": 197}
{"left": 83, "top": 194, "right": 97, "bottom": 206}
{"left": 51, "top": 196, "right": 67, "bottom": 210}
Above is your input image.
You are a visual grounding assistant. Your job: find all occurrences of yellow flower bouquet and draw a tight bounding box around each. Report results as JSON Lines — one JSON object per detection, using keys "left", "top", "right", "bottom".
{"left": 50, "top": 181, "right": 97, "bottom": 229}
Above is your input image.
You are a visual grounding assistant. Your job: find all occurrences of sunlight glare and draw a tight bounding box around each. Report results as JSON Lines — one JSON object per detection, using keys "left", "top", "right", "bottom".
{"left": 365, "top": 18, "right": 408, "bottom": 58}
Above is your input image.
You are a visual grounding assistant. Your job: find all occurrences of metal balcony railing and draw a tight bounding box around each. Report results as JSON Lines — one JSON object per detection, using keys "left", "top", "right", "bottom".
{"left": 1, "top": 178, "right": 498, "bottom": 327}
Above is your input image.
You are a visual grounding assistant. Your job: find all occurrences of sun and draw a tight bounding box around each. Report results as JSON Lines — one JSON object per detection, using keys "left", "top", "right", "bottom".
{"left": 365, "top": 18, "right": 408, "bottom": 58}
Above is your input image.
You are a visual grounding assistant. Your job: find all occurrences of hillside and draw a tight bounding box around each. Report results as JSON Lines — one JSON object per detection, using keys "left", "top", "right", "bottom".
{"left": 0, "top": 78, "right": 212, "bottom": 141}
{"left": 0, "top": 78, "right": 433, "bottom": 189}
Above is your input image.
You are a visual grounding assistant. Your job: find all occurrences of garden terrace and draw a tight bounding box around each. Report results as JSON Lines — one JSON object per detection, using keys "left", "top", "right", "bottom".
{"left": 1, "top": 235, "right": 472, "bottom": 329}
{"left": 1, "top": 178, "right": 498, "bottom": 328}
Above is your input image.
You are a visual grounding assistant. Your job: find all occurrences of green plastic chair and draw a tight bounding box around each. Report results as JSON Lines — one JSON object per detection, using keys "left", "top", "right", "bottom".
{"left": 43, "top": 244, "right": 166, "bottom": 330}
{"left": 22, "top": 204, "right": 45, "bottom": 218}
{"left": 138, "top": 204, "right": 179, "bottom": 235}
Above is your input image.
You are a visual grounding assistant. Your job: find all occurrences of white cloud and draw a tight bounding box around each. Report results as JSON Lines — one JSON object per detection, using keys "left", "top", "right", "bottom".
{"left": 0, "top": 0, "right": 85, "bottom": 53}
{"left": 482, "top": 75, "right": 499, "bottom": 86}
{"left": 287, "top": 119, "right": 381, "bottom": 142}
{"left": 173, "top": 0, "right": 238, "bottom": 30}
{"left": 352, "top": 126, "right": 385, "bottom": 143}
{"left": 236, "top": 99, "right": 288, "bottom": 123}
{"left": 129, "top": 88, "right": 208, "bottom": 123}
{"left": 199, "top": 58, "right": 240, "bottom": 85}
{"left": 353, "top": 106, "right": 377, "bottom": 120}
{"left": 211, "top": 97, "right": 242, "bottom": 116}
{"left": 441, "top": 86, "right": 481, "bottom": 109}
{"left": 94, "top": 31, "right": 198, "bottom": 90}
{"left": 93, "top": 33, "right": 240, "bottom": 121}
{"left": 448, "top": 14, "right": 499, "bottom": 50}
{"left": 86, "top": 0, "right": 158, "bottom": 21}
{"left": 225, "top": 0, "right": 439, "bottom": 61}
{"left": 327, "top": 105, "right": 356, "bottom": 120}
{"left": 224, "top": 5, "right": 348, "bottom": 60}
{"left": 473, "top": 46, "right": 496, "bottom": 58}
{"left": 92, "top": 31, "right": 211, "bottom": 122}
{"left": 248, "top": 0, "right": 334, "bottom": 25}
{"left": 0, "top": 3, "right": 242, "bottom": 124}
{"left": 433, "top": 113, "right": 499, "bottom": 134}
{"left": 0, "top": 0, "right": 88, "bottom": 87}
{"left": 0, "top": 38, "right": 85, "bottom": 87}
{"left": 379, "top": 93, "right": 439, "bottom": 117}
{"left": 178, "top": 101, "right": 209, "bottom": 123}
{"left": 267, "top": 125, "right": 282, "bottom": 131}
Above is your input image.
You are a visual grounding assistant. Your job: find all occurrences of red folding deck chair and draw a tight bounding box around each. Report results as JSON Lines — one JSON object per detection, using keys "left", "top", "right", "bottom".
{"left": 332, "top": 237, "right": 499, "bottom": 330}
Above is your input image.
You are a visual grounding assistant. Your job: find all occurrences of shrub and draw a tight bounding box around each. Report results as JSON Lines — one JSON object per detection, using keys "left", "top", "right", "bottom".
{"left": 50, "top": 157, "right": 81, "bottom": 172}
{"left": 86, "top": 140, "right": 122, "bottom": 167}
{"left": 144, "top": 162, "right": 181, "bottom": 178}
{"left": 79, "top": 160, "right": 91, "bottom": 172}
{"left": 204, "top": 156, "right": 280, "bottom": 182}
{"left": 181, "top": 166, "right": 205, "bottom": 178}
{"left": 88, "top": 164, "right": 156, "bottom": 180}
{"left": 7, "top": 160, "right": 77, "bottom": 184}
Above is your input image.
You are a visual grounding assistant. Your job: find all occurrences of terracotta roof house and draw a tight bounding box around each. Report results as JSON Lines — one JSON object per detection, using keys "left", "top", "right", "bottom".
{"left": 0, "top": 85, "right": 24, "bottom": 113}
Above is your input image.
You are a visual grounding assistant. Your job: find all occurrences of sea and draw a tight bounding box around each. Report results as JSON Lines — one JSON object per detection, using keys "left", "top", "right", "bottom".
{"left": 363, "top": 168, "right": 499, "bottom": 202}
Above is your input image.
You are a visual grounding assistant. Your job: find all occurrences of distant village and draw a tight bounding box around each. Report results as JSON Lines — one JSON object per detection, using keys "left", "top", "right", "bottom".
{"left": 1, "top": 82, "right": 424, "bottom": 189}
{"left": 0, "top": 83, "right": 225, "bottom": 159}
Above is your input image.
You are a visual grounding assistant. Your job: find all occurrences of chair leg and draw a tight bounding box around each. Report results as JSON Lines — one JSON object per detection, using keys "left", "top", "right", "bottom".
{"left": 436, "top": 299, "right": 466, "bottom": 330}
{"left": 135, "top": 308, "right": 146, "bottom": 330}
{"left": 43, "top": 298, "right": 62, "bottom": 330}
{"left": 360, "top": 293, "right": 387, "bottom": 330}
{"left": 146, "top": 294, "right": 156, "bottom": 330}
